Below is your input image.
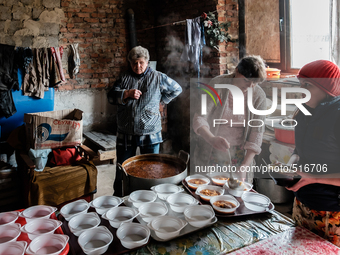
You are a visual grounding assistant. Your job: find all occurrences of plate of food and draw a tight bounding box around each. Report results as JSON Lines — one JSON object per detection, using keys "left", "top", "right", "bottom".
{"left": 182, "top": 177, "right": 274, "bottom": 218}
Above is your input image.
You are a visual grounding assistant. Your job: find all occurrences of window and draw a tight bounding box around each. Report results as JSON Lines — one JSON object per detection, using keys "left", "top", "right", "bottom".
{"left": 289, "top": 0, "right": 331, "bottom": 69}
{"left": 239, "top": 0, "right": 332, "bottom": 72}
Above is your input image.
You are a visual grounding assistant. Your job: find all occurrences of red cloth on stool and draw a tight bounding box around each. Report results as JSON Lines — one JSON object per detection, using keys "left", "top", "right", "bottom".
{"left": 49, "top": 147, "right": 82, "bottom": 166}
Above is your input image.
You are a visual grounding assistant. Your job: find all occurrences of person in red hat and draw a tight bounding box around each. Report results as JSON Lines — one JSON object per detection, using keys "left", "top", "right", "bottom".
{"left": 286, "top": 60, "right": 340, "bottom": 246}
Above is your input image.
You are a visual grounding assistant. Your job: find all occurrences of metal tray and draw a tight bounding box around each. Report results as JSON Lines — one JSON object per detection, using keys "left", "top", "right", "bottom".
{"left": 182, "top": 179, "right": 275, "bottom": 217}
{"left": 58, "top": 208, "right": 150, "bottom": 255}
{"left": 123, "top": 196, "right": 218, "bottom": 242}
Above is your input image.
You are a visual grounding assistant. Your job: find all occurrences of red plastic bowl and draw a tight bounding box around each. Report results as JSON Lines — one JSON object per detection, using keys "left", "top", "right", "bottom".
{"left": 274, "top": 128, "right": 295, "bottom": 144}
{"left": 266, "top": 68, "right": 281, "bottom": 80}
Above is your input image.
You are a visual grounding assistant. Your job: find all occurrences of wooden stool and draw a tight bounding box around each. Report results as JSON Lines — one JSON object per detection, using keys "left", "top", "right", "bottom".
{"left": 83, "top": 131, "right": 116, "bottom": 164}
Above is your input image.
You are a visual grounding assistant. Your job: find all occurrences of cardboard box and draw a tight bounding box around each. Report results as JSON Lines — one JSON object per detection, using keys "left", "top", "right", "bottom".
{"left": 24, "top": 109, "right": 83, "bottom": 150}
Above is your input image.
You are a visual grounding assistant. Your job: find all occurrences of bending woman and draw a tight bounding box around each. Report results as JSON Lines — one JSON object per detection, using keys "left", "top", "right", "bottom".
{"left": 193, "top": 55, "right": 267, "bottom": 183}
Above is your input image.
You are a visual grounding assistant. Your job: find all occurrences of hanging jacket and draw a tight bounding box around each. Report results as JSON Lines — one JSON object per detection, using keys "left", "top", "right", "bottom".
{"left": 0, "top": 44, "right": 19, "bottom": 118}
{"left": 48, "top": 48, "right": 61, "bottom": 87}
{"left": 15, "top": 47, "right": 33, "bottom": 89}
{"left": 15, "top": 47, "right": 33, "bottom": 75}
{"left": 180, "top": 17, "right": 203, "bottom": 71}
{"left": 22, "top": 48, "right": 44, "bottom": 98}
{"left": 68, "top": 43, "right": 80, "bottom": 79}
{"left": 51, "top": 47, "right": 66, "bottom": 82}
{"left": 40, "top": 48, "right": 50, "bottom": 90}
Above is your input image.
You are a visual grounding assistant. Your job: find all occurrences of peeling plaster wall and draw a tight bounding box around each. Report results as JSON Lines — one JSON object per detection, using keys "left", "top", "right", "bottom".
{"left": 1, "top": 0, "right": 241, "bottom": 143}
{"left": 0, "top": 0, "right": 120, "bottom": 132}
{"left": 54, "top": 89, "right": 116, "bottom": 133}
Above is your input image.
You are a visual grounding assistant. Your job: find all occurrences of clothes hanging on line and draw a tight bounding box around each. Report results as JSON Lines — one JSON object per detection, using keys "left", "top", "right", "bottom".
{"left": 180, "top": 17, "right": 205, "bottom": 72}
{"left": 51, "top": 46, "right": 66, "bottom": 82}
{"left": 68, "top": 43, "right": 80, "bottom": 79}
{"left": 49, "top": 47, "right": 62, "bottom": 87}
{"left": 16, "top": 47, "right": 33, "bottom": 91}
{"left": 0, "top": 44, "right": 19, "bottom": 118}
{"left": 15, "top": 47, "right": 33, "bottom": 74}
{"left": 22, "top": 48, "right": 50, "bottom": 99}
{"left": 21, "top": 47, "right": 66, "bottom": 99}
{"left": 0, "top": 43, "right": 76, "bottom": 118}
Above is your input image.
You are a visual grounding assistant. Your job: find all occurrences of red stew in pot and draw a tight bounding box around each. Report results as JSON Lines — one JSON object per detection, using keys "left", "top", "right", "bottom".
{"left": 125, "top": 160, "right": 181, "bottom": 179}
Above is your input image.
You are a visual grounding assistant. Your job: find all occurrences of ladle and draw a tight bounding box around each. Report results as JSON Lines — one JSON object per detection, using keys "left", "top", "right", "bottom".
{"left": 226, "top": 149, "right": 241, "bottom": 189}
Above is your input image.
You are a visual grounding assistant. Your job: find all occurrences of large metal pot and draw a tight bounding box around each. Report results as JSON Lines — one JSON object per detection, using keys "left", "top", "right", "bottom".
{"left": 118, "top": 150, "right": 189, "bottom": 195}
{"left": 255, "top": 178, "right": 294, "bottom": 203}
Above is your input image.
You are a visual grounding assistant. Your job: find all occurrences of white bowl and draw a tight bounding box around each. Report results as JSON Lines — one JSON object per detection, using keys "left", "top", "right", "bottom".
{"left": 224, "top": 180, "right": 252, "bottom": 197}
{"left": 0, "top": 241, "right": 27, "bottom": 255}
{"left": 68, "top": 212, "right": 101, "bottom": 237}
{"left": 147, "top": 216, "right": 187, "bottom": 240}
{"left": 207, "top": 172, "right": 230, "bottom": 186}
{"left": 116, "top": 222, "right": 150, "bottom": 249}
{"left": 60, "top": 199, "right": 90, "bottom": 221}
{"left": 20, "top": 218, "right": 62, "bottom": 240}
{"left": 78, "top": 226, "right": 113, "bottom": 255}
{"left": 19, "top": 205, "right": 57, "bottom": 223}
{"left": 209, "top": 195, "right": 240, "bottom": 214}
{"left": 102, "top": 206, "right": 139, "bottom": 228}
{"left": 26, "top": 234, "right": 69, "bottom": 255}
{"left": 150, "top": 184, "right": 184, "bottom": 200}
{"left": 138, "top": 202, "right": 168, "bottom": 222}
{"left": 0, "top": 223, "right": 21, "bottom": 244}
{"left": 185, "top": 174, "right": 210, "bottom": 190}
{"left": 184, "top": 205, "right": 215, "bottom": 228}
{"left": 241, "top": 192, "right": 271, "bottom": 212}
{"left": 166, "top": 193, "right": 199, "bottom": 213}
{"left": 90, "top": 196, "right": 123, "bottom": 215}
{"left": 0, "top": 211, "right": 19, "bottom": 226}
{"left": 129, "top": 190, "right": 157, "bottom": 208}
{"left": 195, "top": 185, "right": 225, "bottom": 202}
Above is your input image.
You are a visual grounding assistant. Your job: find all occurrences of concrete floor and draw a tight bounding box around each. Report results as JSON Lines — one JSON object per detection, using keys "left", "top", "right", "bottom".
{"left": 94, "top": 163, "right": 115, "bottom": 199}
{"left": 93, "top": 163, "right": 293, "bottom": 218}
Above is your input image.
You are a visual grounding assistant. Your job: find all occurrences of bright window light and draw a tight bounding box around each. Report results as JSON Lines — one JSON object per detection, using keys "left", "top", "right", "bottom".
{"left": 290, "top": 0, "right": 331, "bottom": 68}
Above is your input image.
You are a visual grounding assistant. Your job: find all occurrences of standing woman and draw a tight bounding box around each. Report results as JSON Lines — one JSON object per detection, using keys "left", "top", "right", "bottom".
{"left": 193, "top": 55, "right": 267, "bottom": 183}
{"left": 107, "top": 46, "right": 182, "bottom": 196}
{"left": 286, "top": 60, "right": 340, "bottom": 246}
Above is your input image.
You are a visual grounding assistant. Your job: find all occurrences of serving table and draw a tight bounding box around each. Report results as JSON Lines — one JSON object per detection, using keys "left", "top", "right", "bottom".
{"left": 60, "top": 208, "right": 298, "bottom": 254}
{"left": 124, "top": 210, "right": 340, "bottom": 255}
{"left": 126, "top": 210, "right": 296, "bottom": 254}
{"left": 58, "top": 189, "right": 340, "bottom": 254}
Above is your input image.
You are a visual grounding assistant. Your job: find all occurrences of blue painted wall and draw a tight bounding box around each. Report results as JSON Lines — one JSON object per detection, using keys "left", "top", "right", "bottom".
{"left": 0, "top": 89, "right": 54, "bottom": 141}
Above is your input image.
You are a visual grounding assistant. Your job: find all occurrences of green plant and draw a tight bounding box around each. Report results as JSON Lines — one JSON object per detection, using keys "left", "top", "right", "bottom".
{"left": 201, "top": 12, "right": 233, "bottom": 51}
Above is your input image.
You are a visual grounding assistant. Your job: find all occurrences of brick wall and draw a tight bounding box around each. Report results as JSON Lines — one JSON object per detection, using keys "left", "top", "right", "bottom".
{"left": 1, "top": 0, "right": 240, "bottom": 92}
{"left": 0, "top": 0, "right": 241, "bottom": 150}
{"left": 127, "top": 0, "right": 157, "bottom": 60}
{"left": 217, "top": 0, "right": 239, "bottom": 73}
{"left": 134, "top": 0, "right": 240, "bottom": 78}
{"left": 59, "top": 0, "right": 128, "bottom": 91}
{"left": 133, "top": 0, "right": 240, "bottom": 153}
